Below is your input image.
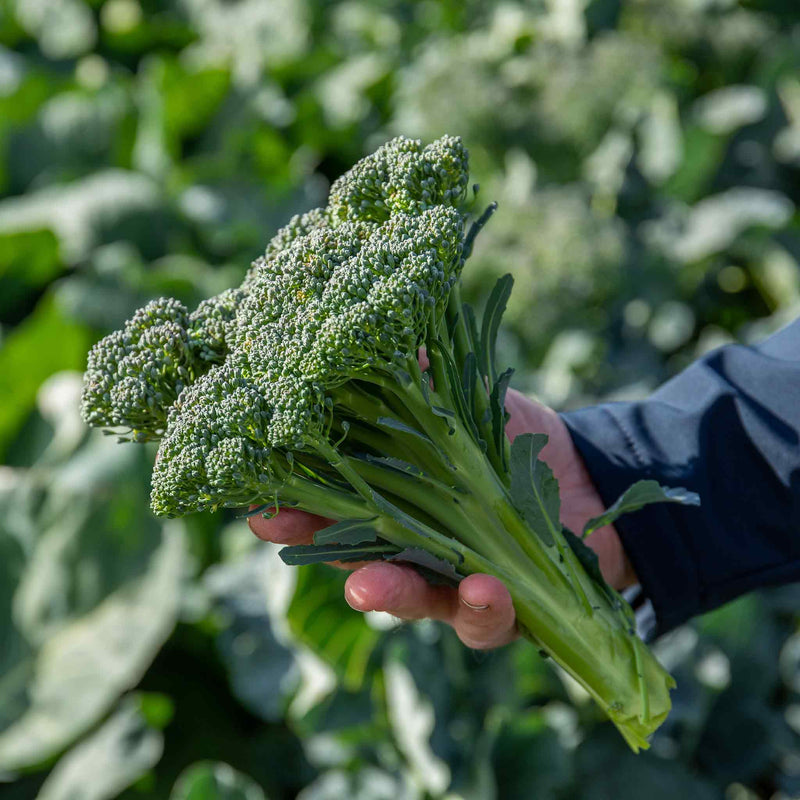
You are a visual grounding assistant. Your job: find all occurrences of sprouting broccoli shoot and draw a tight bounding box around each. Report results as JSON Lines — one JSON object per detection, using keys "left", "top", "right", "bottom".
{"left": 81, "top": 135, "right": 697, "bottom": 750}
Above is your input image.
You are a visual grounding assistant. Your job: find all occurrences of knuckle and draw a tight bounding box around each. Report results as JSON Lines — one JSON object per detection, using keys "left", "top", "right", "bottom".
{"left": 459, "top": 602, "right": 505, "bottom": 628}
{"left": 457, "top": 629, "right": 497, "bottom": 650}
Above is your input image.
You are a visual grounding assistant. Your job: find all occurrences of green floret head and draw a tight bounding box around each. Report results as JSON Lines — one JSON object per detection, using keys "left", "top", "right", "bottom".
{"left": 215, "top": 137, "right": 468, "bottom": 453}
{"left": 328, "top": 135, "right": 468, "bottom": 222}
{"left": 150, "top": 357, "right": 279, "bottom": 516}
{"left": 81, "top": 134, "right": 471, "bottom": 513}
{"left": 228, "top": 203, "right": 463, "bottom": 450}
{"left": 188, "top": 287, "right": 245, "bottom": 364}
{"left": 311, "top": 206, "right": 465, "bottom": 375}
{"left": 81, "top": 298, "right": 197, "bottom": 440}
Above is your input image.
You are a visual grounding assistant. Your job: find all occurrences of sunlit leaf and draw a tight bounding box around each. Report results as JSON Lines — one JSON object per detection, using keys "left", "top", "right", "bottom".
{"left": 287, "top": 565, "right": 380, "bottom": 690}
{"left": 0, "top": 521, "right": 184, "bottom": 772}
{"left": 0, "top": 295, "right": 91, "bottom": 459}
{"left": 36, "top": 696, "right": 163, "bottom": 800}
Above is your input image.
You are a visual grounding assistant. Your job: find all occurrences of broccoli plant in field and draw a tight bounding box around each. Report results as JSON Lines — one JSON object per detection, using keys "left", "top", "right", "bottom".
{"left": 81, "top": 135, "right": 697, "bottom": 750}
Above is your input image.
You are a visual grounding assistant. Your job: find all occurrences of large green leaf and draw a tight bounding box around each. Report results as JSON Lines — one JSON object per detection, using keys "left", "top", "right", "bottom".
{"left": 0, "top": 523, "right": 184, "bottom": 772}
{"left": 0, "top": 508, "right": 33, "bottom": 738}
{"left": 287, "top": 565, "right": 380, "bottom": 690}
{"left": 695, "top": 694, "right": 790, "bottom": 785}
{"left": 296, "top": 768, "right": 418, "bottom": 800}
{"left": 0, "top": 295, "right": 91, "bottom": 459}
{"left": 0, "top": 428, "right": 185, "bottom": 776}
{"left": 204, "top": 543, "right": 300, "bottom": 723}
{"left": 384, "top": 660, "right": 450, "bottom": 796}
{"left": 492, "top": 712, "right": 572, "bottom": 800}
{"left": 0, "top": 229, "right": 62, "bottom": 322}
{"left": 36, "top": 697, "right": 163, "bottom": 800}
{"left": 573, "top": 728, "right": 718, "bottom": 800}
{"left": 0, "top": 170, "right": 161, "bottom": 263}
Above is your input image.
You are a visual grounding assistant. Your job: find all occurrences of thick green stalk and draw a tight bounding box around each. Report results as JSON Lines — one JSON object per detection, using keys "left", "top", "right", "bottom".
{"left": 275, "top": 473, "right": 372, "bottom": 520}
{"left": 285, "top": 452, "right": 673, "bottom": 751}
{"left": 340, "top": 372, "right": 673, "bottom": 749}
{"left": 330, "top": 382, "right": 457, "bottom": 484}
{"left": 269, "top": 353, "right": 674, "bottom": 749}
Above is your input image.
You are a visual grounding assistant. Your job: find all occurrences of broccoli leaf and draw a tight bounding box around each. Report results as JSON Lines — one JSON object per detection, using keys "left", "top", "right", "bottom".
{"left": 562, "top": 528, "right": 623, "bottom": 611}
{"left": 314, "top": 518, "right": 381, "bottom": 545}
{"left": 420, "top": 374, "right": 457, "bottom": 429}
{"left": 388, "top": 548, "right": 463, "bottom": 584}
{"left": 509, "top": 433, "right": 560, "bottom": 547}
{"left": 362, "top": 454, "right": 427, "bottom": 477}
{"left": 370, "top": 491, "right": 464, "bottom": 566}
{"left": 462, "top": 302, "right": 480, "bottom": 354}
{"left": 582, "top": 481, "right": 700, "bottom": 539}
{"left": 279, "top": 543, "right": 398, "bottom": 566}
{"left": 563, "top": 529, "right": 604, "bottom": 586}
{"left": 461, "top": 351, "right": 478, "bottom": 421}
{"left": 489, "top": 367, "right": 514, "bottom": 470}
{"left": 462, "top": 201, "right": 498, "bottom": 260}
{"left": 434, "top": 338, "right": 482, "bottom": 442}
{"left": 376, "top": 417, "right": 434, "bottom": 443}
{"left": 369, "top": 490, "right": 437, "bottom": 541}
{"left": 479, "top": 273, "right": 513, "bottom": 384}
{"left": 358, "top": 453, "right": 464, "bottom": 495}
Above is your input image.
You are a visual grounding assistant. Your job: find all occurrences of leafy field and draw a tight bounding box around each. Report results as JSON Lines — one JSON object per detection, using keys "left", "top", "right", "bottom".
{"left": 1, "top": 1, "right": 800, "bottom": 798}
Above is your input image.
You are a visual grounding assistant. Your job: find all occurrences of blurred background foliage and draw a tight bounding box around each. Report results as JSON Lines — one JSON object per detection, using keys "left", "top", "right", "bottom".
{"left": 1, "top": 0, "right": 800, "bottom": 797}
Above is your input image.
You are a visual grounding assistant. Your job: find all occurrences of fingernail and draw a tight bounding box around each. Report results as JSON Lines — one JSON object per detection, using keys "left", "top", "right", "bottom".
{"left": 461, "top": 598, "right": 490, "bottom": 611}
{"left": 345, "top": 585, "right": 367, "bottom": 610}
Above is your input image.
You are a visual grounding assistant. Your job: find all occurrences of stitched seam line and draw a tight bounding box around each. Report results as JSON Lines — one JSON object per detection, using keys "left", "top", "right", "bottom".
{"left": 600, "top": 405, "right": 648, "bottom": 471}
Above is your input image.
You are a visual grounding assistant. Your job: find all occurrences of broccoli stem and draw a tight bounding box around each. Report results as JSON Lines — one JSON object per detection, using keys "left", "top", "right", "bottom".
{"left": 311, "top": 365, "right": 672, "bottom": 750}
{"left": 281, "top": 446, "right": 672, "bottom": 752}
{"left": 270, "top": 473, "right": 371, "bottom": 520}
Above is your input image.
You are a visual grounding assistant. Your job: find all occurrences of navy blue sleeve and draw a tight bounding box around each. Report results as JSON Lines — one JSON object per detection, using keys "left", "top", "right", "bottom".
{"left": 561, "top": 319, "right": 800, "bottom": 635}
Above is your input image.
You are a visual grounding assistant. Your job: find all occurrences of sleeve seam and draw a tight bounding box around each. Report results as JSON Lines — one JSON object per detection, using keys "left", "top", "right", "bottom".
{"left": 600, "top": 405, "right": 648, "bottom": 471}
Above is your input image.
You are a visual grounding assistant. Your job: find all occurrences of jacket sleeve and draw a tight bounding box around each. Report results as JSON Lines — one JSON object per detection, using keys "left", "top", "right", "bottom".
{"left": 561, "top": 319, "right": 800, "bottom": 635}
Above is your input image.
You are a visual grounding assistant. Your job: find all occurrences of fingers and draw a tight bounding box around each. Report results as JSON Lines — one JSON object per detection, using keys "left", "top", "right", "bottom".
{"left": 248, "top": 507, "right": 374, "bottom": 570}
{"left": 453, "top": 574, "right": 518, "bottom": 649}
{"left": 345, "top": 565, "right": 517, "bottom": 650}
{"left": 248, "top": 506, "right": 331, "bottom": 545}
{"left": 345, "top": 562, "right": 457, "bottom": 621}
{"left": 249, "top": 504, "right": 518, "bottom": 650}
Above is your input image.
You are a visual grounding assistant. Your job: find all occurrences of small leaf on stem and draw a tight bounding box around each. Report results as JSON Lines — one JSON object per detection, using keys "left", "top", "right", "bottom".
{"left": 582, "top": 481, "right": 700, "bottom": 539}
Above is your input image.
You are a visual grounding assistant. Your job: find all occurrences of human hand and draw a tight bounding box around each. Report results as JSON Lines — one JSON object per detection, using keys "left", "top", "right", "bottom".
{"left": 249, "top": 389, "right": 636, "bottom": 650}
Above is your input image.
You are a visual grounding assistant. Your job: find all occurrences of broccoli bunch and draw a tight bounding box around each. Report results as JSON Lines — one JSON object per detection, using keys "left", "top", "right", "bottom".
{"left": 82, "top": 135, "right": 692, "bottom": 750}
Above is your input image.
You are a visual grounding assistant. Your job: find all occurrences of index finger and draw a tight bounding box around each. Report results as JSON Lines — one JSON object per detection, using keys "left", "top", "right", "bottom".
{"left": 248, "top": 506, "right": 332, "bottom": 545}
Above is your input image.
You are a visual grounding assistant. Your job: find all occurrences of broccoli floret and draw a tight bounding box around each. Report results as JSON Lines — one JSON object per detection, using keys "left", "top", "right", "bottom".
{"left": 81, "top": 134, "right": 686, "bottom": 750}
{"left": 81, "top": 297, "right": 197, "bottom": 439}
{"left": 188, "top": 287, "right": 245, "bottom": 364}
